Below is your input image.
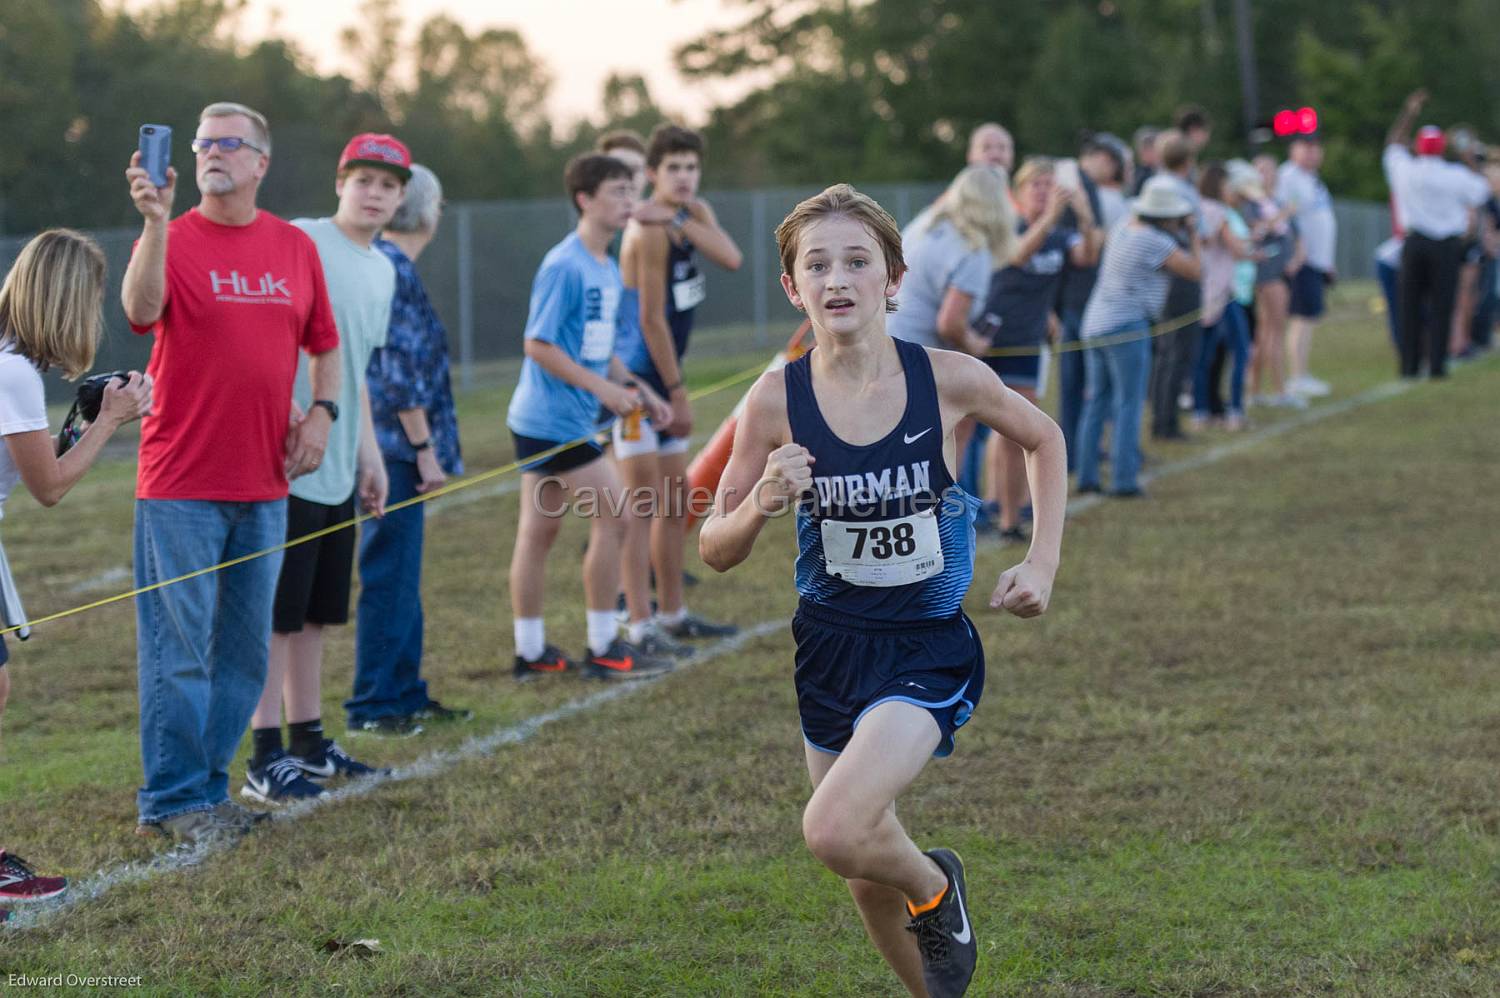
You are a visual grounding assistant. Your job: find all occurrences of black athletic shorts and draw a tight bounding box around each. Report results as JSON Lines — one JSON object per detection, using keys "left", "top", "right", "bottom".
{"left": 272, "top": 494, "right": 357, "bottom": 633}
{"left": 512, "top": 431, "right": 605, "bottom": 475}
{"left": 792, "top": 600, "right": 985, "bottom": 759}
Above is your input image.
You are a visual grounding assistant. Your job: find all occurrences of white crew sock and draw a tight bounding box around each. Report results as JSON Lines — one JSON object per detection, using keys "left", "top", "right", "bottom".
{"left": 514, "top": 617, "right": 545, "bottom": 661}
{"left": 586, "top": 610, "right": 619, "bottom": 656}
{"left": 627, "top": 619, "right": 652, "bottom": 645}
{"left": 656, "top": 606, "right": 688, "bottom": 627}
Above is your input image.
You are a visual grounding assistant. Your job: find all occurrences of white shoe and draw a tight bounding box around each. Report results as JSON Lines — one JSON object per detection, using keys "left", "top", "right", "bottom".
{"left": 1289, "top": 375, "right": 1331, "bottom": 397}
{"left": 1275, "top": 392, "right": 1309, "bottom": 410}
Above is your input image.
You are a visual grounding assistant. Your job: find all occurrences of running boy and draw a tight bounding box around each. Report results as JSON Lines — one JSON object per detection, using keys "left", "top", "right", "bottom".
{"left": 615, "top": 125, "right": 743, "bottom": 655}
{"left": 244, "top": 133, "right": 406, "bottom": 804}
{"left": 506, "top": 154, "right": 674, "bottom": 681}
{"left": 700, "top": 185, "right": 1066, "bottom": 997}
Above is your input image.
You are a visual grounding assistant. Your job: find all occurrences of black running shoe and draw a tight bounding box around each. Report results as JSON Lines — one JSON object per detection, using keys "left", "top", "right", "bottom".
{"left": 294, "top": 738, "right": 388, "bottom": 780}
{"left": 584, "top": 637, "right": 674, "bottom": 680}
{"left": 241, "top": 750, "right": 330, "bottom": 806}
{"left": 412, "top": 699, "right": 474, "bottom": 723}
{"left": 513, "top": 644, "right": 579, "bottom": 682}
{"left": 633, "top": 624, "right": 697, "bottom": 660}
{"left": 998, "top": 526, "right": 1027, "bottom": 545}
{"left": 660, "top": 612, "right": 739, "bottom": 640}
{"left": 906, "top": 848, "right": 977, "bottom": 997}
{"left": 348, "top": 715, "right": 424, "bottom": 738}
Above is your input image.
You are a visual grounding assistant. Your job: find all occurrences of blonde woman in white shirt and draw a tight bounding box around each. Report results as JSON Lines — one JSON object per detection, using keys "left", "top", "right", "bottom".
{"left": 0, "top": 229, "right": 151, "bottom": 916}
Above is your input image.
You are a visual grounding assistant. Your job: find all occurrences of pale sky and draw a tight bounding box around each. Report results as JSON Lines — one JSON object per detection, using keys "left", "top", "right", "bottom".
{"left": 229, "top": 0, "right": 745, "bottom": 125}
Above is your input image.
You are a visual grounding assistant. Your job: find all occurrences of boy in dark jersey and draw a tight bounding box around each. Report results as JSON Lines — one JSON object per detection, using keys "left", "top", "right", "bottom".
{"left": 700, "top": 185, "right": 1066, "bottom": 997}
{"left": 614, "top": 125, "right": 743, "bottom": 655}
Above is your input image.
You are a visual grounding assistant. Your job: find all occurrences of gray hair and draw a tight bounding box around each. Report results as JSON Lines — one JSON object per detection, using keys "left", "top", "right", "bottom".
{"left": 199, "top": 102, "right": 271, "bottom": 154}
{"left": 388, "top": 164, "right": 443, "bottom": 234}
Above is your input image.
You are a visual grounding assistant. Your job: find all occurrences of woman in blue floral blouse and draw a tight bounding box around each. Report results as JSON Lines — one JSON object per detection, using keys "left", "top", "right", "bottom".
{"left": 347, "top": 165, "right": 469, "bottom": 735}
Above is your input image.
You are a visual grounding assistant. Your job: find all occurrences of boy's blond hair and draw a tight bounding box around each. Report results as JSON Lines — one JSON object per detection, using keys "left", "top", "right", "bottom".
{"left": 775, "top": 184, "right": 906, "bottom": 313}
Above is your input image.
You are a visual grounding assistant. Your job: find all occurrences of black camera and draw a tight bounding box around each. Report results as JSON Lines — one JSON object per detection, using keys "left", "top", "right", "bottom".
{"left": 56, "top": 371, "right": 129, "bottom": 457}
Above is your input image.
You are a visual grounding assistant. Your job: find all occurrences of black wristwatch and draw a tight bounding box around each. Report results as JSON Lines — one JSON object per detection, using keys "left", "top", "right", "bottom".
{"left": 312, "top": 399, "right": 339, "bottom": 422}
{"left": 410, "top": 437, "right": 433, "bottom": 452}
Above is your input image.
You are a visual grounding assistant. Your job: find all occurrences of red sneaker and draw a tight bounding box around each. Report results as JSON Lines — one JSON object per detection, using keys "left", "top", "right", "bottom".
{"left": 0, "top": 852, "right": 68, "bottom": 901}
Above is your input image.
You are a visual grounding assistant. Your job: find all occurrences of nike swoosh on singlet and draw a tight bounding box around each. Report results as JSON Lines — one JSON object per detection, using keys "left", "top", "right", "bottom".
{"left": 903, "top": 428, "right": 933, "bottom": 444}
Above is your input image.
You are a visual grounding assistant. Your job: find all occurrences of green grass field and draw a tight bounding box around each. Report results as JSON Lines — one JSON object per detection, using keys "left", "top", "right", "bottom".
{"left": 3, "top": 287, "right": 1499, "bottom": 995}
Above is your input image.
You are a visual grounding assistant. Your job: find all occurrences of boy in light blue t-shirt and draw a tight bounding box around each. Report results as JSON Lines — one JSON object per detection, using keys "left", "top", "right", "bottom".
{"left": 505, "top": 154, "right": 672, "bottom": 683}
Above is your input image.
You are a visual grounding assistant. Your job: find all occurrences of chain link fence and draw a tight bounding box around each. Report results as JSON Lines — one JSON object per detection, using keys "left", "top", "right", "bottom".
{"left": 3, "top": 186, "right": 1389, "bottom": 396}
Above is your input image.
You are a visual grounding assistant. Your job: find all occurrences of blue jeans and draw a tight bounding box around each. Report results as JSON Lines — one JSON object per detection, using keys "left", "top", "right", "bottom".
{"left": 348, "top": 460, "right": 429, "bottom": 724}
{"left": 1076, "top": 325, "right": 1151, "bottom": 494}
{"left": 135, "top": 498, "right": 286, "bottom": 822}
{"left": 1193, "top": 302, "right": 1251, "bottom": 417}
{"left": 1471, "top": 256, "right": 1497, "bottom": 348}
{"left": 958, "top": 423, "right": 990, "bottom": 500}
{"left": 1058, "top": 307, "right": 1086, "bottom": 473}
{"left": 1377, "top": 256, "right": 1401, "bottom": 351}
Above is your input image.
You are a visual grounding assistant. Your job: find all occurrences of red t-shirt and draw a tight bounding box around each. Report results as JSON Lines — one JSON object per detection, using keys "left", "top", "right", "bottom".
{"left": 131, "top": 209, "right": 340, "bottom": 501}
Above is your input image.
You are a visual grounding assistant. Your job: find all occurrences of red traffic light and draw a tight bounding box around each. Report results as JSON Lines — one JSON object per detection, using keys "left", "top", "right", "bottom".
{"left": 1297, "top": 107, "right": 1318, "bottom": 133}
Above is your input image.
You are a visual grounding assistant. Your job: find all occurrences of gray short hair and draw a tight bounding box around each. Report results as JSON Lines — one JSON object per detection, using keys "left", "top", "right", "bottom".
{"left": 199, "top": 102, "right": 271, "bottom": 154}
{"left": 388, "top": 164, "right": 443, "bottom": 234}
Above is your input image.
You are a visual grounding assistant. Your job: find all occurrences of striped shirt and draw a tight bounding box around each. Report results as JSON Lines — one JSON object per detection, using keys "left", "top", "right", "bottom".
{"left": 1080, "top": 221, "right": 1178, "bottom": 338}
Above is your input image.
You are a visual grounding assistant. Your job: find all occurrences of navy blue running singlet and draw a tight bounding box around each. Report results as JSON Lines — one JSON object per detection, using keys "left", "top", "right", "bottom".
{"left": 785, "top": 336, "right": 980, "bottom": 623}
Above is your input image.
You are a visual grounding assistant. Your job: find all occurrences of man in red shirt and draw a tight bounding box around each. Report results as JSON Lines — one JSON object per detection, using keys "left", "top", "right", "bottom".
{"left": 122, "top": 101, "right": 341, "bottom": 844}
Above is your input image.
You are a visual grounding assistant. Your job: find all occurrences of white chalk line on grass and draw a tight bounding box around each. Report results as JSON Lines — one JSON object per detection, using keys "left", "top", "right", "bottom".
{"left": 7, "top": 618, "right": 788, "bottom": 931}
{"left": 8, "top": 369, "right": 1463, "bottom": 931}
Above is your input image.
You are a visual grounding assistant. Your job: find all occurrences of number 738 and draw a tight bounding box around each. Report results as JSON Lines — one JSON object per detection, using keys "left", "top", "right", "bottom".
{"left": 847, "top": 522, "right": 917, "bottom": 560}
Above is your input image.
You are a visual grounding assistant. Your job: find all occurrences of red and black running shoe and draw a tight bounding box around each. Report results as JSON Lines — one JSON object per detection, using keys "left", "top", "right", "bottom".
{"left": 0, "top": 852, "right": 68, "bottom": 902}
{"left": 513, "top": 643, "right": 579, "bottom": 681}
{"left": 584, "top": 638, "right": 674, "bottom": 681}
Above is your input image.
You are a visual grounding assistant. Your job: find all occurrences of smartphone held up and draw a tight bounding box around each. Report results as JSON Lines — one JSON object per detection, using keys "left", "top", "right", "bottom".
{"left": 138, "top": 124, "right": 172, "bottom": 188}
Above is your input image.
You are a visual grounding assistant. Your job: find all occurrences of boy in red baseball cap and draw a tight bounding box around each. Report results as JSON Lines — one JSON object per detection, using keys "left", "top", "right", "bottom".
{"left": 243, "top": 132, "right": 416, "bottom": 804}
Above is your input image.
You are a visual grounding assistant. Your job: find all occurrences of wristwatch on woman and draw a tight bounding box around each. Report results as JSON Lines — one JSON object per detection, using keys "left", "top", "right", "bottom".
{"left": 312, "top": 399, "right": 339, "bottom": 422}
{"left": 410, "top": 437, "right": 433, "bottom": 452}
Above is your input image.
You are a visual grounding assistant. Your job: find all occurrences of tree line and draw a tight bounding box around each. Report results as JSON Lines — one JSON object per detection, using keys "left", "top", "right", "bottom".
{"left": 3, "top": 0, "right": 1497, "bottom": 235}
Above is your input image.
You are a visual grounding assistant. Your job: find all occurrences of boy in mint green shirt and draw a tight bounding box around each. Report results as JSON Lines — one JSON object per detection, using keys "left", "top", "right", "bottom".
{"left": 244, "top": 134, "right": 412, "bottom": 806}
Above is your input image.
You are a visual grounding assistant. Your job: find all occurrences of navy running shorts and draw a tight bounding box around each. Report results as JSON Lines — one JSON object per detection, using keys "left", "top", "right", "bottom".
{"left": 792, "top": 600, "right": 985, "bottom": 758}
{"left": 1287, "top": 265, "right": 1327, "bottom": 319}
{"left": 512, "top": 431, "right": 605, "bottom": 475}
{"left": 984, "top": 353, "right": 1042, "bottom": 390}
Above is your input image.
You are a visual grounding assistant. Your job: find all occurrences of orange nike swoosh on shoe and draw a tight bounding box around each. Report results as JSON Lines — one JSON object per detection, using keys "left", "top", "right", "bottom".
{"left": 534, "top": 659, "right": 569, "bottom": 672}
{"left": 593, "top": 657, "right": 635, "bottom": 671}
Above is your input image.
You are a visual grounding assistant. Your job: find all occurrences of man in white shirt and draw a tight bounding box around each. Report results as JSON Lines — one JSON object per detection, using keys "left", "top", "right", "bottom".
{"left": 1277, "top": 136, "right": 1338, "bottom": 398}
{"left": 1383, "top": 101, "right": 1491, "bottom": 378}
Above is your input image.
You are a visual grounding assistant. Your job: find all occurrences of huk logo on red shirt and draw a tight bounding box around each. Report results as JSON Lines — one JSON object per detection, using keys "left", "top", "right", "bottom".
{"left": 209, "top": 269, "right": 294, "bottom": 305}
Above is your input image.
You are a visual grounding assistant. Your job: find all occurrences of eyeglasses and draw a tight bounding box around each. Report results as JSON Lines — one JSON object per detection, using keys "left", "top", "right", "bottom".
{"left": 190, "top": 136, "right": 264, "bottom": 155}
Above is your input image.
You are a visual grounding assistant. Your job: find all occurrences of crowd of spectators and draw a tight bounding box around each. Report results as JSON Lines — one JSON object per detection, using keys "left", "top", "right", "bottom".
{"left": 4, "top": 90, "right": 1496, "bottom": 919}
